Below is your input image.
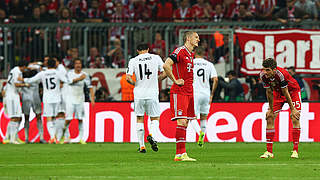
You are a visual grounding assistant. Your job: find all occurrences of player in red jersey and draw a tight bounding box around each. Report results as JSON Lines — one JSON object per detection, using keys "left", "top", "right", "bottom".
{"left": 259, "top": 58, "right": 301, "bottom": 159}
{"left": 163, "top": 31, "right": 200, "bottom": 161}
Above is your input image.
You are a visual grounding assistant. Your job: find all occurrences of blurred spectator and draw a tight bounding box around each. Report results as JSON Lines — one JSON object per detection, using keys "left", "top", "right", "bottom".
{"left": 87, "top": 47, "right": 105, "bottom": 67}
{"left": 155, "top": 0, "right": 173, "bottom": 22}
{"left": 26, "top": 6, "right": 45, "bottom": 23}
{"left": 211, "top": 3, "right": 224, "bottom": 22}
{"left": 295, "top": 0, "right": 318, "bottom": 20}
{"left": 9, "top": 0, "right": 31, "bottom": 21}
{"left": 99, "top": 0, "right": 114, "bottom": 20}
{"left": 62, "top": 47, "right": 79, "bottom": 68}
{"left": 287, "top": 66, "right": 308, "bottom": 101}
{"left": 160, "top": 89, "right": 170, "bottom": 102}
{"left": 109, "top": 1, "right": 130, "bottom": 41}
{"left": 173, "top": 0, "right": 193, "bottom": 22}
{"left": 95, "top": 86, "right": 112, "bottom": 102}
{"left": 210, "top": 31, "right": 225, "bottom": 64}
{"left": 255, "top": 0, "right": 276, "bottom": 20}
{"left": 132, "top": 0, "right": 152, "bottom": 22}
{"left": 120, "top": 74, "right": 135, "bottom": 101}
{"left": 0, "top": 9, "right": 13, "bottom": 72}
{"left": 67, "top": 0, "right": 87, "bottom": 20}
{"left": 86, "top": 0, "right": 104, "bottom": 22}
{"left": 274, "top": 0, "right": 307, "bottom": 23}
{"left": 150, "top": 32, "right": 166, "bottom": 58}
{"left": 219, "top": 70, "right": 244, "bottom": 102}
{"left": 225, "top": 0, "right": 256, "bottom": 20}
{"left": 56, "top": 7, "right": 76, "bottom": 54}
{"left": 232, "top": 2, "right": 255, "bottom": 21}
{"left": 246, "top": 76, "right": 266, "bottom": 101}
{"left": 47, "top": 0, "right": 59, "bottom": 16}
{"left": 106, "top": 38, "right": 125, "bottom": 68}
{"left": 39, "top": 3, "right": 56, "bottom": 22}
{"left": 192, "top": 0, "right": 212, "bottom": 21}
{"left": 90, "top": 56, "right": 106, "bottom": 68}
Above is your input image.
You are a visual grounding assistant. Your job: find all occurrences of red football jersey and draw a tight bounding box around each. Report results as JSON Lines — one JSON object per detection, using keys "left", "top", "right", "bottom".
{"left": 169, "top": 46, "right": 194, "bottom": 95}
{"left": 260, "top": 67, "right": 300, "bottom": 96}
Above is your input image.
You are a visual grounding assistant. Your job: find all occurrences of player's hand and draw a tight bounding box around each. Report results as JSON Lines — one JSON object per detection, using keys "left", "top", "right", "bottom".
{"left": 17, "top": 76, "right": 24, "bottom": 82}
{"left": 175, "top": 79, "right": 184, "bottom": 86}
{"left": 291, "top": 108, "right": 300, "bottom": 120}
{"left": 79, "top": 74, "right": 86, "bottom": 81}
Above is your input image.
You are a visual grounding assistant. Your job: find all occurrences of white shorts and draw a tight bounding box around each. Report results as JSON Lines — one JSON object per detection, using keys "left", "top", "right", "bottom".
{"left": 4, "top": 95, "right": 22, "bottom": 118}
{"left": 57, "top": 97, "right": 66, "bottom": 113}
{"left": 134, "top": 98, "right": 160, "bottom": 117}
{"left": 66, "top": 103, "right": 84, "bottom": 120}
{"left": 22, "top": 97, "right": 42, "bottom": 115}
{"left": 194, "top": 93, "right": 210, "bottom": 116}
{"left": 43, "top": 103, "right": 59, "bottom": 117}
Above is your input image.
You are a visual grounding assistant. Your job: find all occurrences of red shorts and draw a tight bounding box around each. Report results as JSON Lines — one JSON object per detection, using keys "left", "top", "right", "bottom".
{"left": 273, "top": 91, "right": 302, "bottom": 113}
{"left": 170, "top": 93, "right": 196, "bottom": 121}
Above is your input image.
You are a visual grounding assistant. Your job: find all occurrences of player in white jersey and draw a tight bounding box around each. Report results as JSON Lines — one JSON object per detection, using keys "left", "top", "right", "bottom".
{"left": 21, "top": 58, "right": 69, "bottom": 144}
{"left": 126, "top": 44, "right": 166, "bottom": 153}
{"left": 2, "top": 60, "right": 29, "bottom": 144}
{"left": 53, "top": 56, "right": 69, "bottom": 143}
{"left": 189, "top": 46, "right": 218, "bottom": 147}
{"left": 21, "top": 63, "right": 44, "bottom": 143}
{"left": 60, "top": 58, "right": 95, "bottom": 144}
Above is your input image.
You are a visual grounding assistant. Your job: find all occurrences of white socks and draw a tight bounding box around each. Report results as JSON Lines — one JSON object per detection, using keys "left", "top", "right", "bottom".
{"left": 47, "top": 120, "right": 56, "bottom": 139}
{"left": 190, "top": 120, "right": 201, "bottom": 135}
{"left": 78, "top": 121, "right": 83, "bottom": 141}
{"left": 149, "top": 120, "right": 159, "bottom": 141}
{"left": 136, "top": 123, "right": 145, "bottom": 148}
{"left": 55, "top": 118, "right": 65, "bottom": 140}
{"left": 24, "top": 118, "right": 29, "bottom": 142}
{"left": 37, "top": 118, "right": 44, "bottom": 140}
{"left": 200, "top": 120, "right": 207, "bottom": 134}
{"left": 10, "top": 121, "right": 19, "bottom": 143}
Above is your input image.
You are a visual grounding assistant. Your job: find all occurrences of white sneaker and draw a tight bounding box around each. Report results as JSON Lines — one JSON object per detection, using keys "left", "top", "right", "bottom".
{"left": 260, "top": 151, "right": 274, "bottom": 158}
{"left": 291, "top": 150, "right": 299, "bottom": 158}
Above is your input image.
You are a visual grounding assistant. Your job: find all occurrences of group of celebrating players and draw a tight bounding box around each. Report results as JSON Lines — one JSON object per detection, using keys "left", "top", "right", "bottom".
{"left": 2, "top": 56, "right": 95, "bottom": 145}
{"left": 128, "top": 31, "right": 302, "bottom": 161}
{"left": 1, "top": 30, "right": 302, "bottom": 161}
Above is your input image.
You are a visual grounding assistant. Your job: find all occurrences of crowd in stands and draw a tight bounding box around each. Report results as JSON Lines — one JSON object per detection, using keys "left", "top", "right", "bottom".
{"left": 0, "top": 0, "right": 319, "bottom": 23}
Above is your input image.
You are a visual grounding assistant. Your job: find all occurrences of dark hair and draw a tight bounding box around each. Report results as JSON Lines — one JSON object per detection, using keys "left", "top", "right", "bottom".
{"left": 47, "top": 58, "right": 56, "bottom": 68}
{"left": 72, "top": 58, "right": 83, "bottom": 68}
{"left": 195, "top": 46, "right": 205, "bottom": 56}
{"left": 51, "top": 54, "right": 62, "bottom": 63}
{"left": 226, "top": 70, "right": 236, "bottom": 77}
{"left": 287, "top": 66, "right": 295, "bottom": 72}
{"left": 137, "top": 43, "right": 149, "bottom": 51}
{"left": 17, "top": 60, "right": 28, "bottom": 67}
{"left": 262, "top": 58, "right": 277, "bottom": 69}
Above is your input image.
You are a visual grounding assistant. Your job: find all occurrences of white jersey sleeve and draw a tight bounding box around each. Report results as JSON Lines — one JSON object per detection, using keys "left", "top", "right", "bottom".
{"left": 127, "top": 59, "right": 134, "bottom": 76}
{"left": 84, "top": 72, "right": 92, "bottom": 88}
{"left": 6, "top": 67, "right": 22, "bottom": 96}
{"left": 209, "top": 63, "right": 218, "bottom": 79}
{"left": 24, "top": 71, "right": 42, "bottom": 84}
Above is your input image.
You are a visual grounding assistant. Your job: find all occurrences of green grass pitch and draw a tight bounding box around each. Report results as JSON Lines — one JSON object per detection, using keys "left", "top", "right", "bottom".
{"left": 0, "top": 142, "right": 320, "bottom": 180}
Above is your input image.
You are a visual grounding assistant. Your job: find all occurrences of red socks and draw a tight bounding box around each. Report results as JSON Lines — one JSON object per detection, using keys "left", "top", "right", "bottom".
{"left": 266, "top": 129, "right": 275, "bottom": 153}
{"left": 292, "top": 128, "right": 301, "bottom": 152}
{"left": 176, "top": 125, "right": 186, "bottom": 155}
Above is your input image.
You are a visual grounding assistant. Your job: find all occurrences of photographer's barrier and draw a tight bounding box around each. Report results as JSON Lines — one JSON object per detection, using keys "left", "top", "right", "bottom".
{"left": 0, "top": 102, "right": 319, "bottom": 143}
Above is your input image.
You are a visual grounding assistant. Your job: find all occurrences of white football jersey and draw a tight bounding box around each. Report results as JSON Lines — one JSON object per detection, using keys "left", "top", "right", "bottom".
{"left": 21, "top": 65, "right": 41, "bottom": 100}
{"left": 193, "top": 58, "right": 217, "bottom": 96}
{"left": 127, "top": 53, "right": 164, "bottom": 99}
{"left": 67, "top": 70, "right": 91, "bottom": 104}
{"left": 25, "top": 69, "right": 68, "bottom": 103}
{"left": 57, "top": 63, "right": 69, "bottom": 95}
{"left": 6, "top": 66, "right": 23, "bottom": 96}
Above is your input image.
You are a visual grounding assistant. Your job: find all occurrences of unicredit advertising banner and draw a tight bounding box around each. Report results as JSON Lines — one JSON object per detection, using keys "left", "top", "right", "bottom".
{"left": 1, "top": 102, "right": 319, "bottom": 143}
{"left": 236, "top": 29, "right": 320, "bottom": 75}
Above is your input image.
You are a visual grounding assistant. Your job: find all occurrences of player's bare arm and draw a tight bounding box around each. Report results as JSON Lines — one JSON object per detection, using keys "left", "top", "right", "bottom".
{"left": 209, "top": 77, "right": 218, "bottom": 104}
{"left": 126, "top": 74, "right": 135, "bottom": 86}
{"left": 89, "top": 87, "right": 95, "bottom": 107}
{"left": 158, "top": 71, "right": 167, "bottom": 81}
{"left": 72, "top": 74, "right": 86, "bottom": 83}
{"left": 163, "top": 57, "right": 184, "bottom": 86}
{"left": 281, "top": 87, "right": 300, "bottom": 120}
{"left": 15, "top": 77, "right": 30, "bottom": 87}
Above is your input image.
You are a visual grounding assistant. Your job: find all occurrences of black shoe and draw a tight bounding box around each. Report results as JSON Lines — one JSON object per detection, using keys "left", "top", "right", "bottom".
{"left": 147, "top": 135, "right": 158, "bottom": 152}
{"left": 39, "top": 139, "right": 47, "bottom": 144}
{"left": 137, "top": 147, "right": 146, "bottom": 153}
{"left": 25, "top": 140, "right": 29, "bottom": 144}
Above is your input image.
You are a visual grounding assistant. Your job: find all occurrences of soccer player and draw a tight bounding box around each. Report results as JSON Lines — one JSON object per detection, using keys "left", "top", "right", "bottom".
{"left": 259, "top": 58, "right": 301, "bottom": 158}
{"left": 53, "top": 56, "right": 69, "bottom": 143}
{"left": 21, "top": 58, "right": 69, "bottom": 144}
{"left": 163, "top": 31, "right": 200, "bottom": 161}
{"left": 60, "top": 58, "right": 95, "bottom": 144}
{"left": 190, "top": 46, "right": 218, "bottom": 147}
{"left": 21, "top": 63, "right": 45, "bottom": 143}
{"left": 126, "top": 43, "right": 166, "bottom": 153}
{"left": 3, "top": 60, "right": 29, "bottom": 144}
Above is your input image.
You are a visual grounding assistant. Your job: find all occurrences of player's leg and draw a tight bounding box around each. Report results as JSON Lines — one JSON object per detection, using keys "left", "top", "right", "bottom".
{"left": 61, "top": 103, "right": 74, "bottom": 144}
{"left": 189, "top": 94, "right": 201, "bottom": 136}
{"left": 7, "top": 97, "right": 23, "bottom": 144}
{"left": 146, "top": 99, "right": 160, "bottom": 152}
{"left": 22, "top": 100, "right": 30, "bottom": 143}
{"left": 44, "top": 103, "right": 57, "bottom": 143}
{"left": 197, "top": 94, "right": 210, "bottom": 147}
{"left": 290, "top": 92, "right": 302, "bottom": 158}
{"left": 260, "top": 107, "right": 279, "bottom": 158}
{"left": 33, "top": 97, "right": 45, "bottom": 143}
{"left": 55, "top": 103, "right": 66, "bottom": 144}
{"left": 135, "top": 99, "right": 146, "bottom": 153}
{"left": 75, "top": 103, "right": 86, "bottom": 144}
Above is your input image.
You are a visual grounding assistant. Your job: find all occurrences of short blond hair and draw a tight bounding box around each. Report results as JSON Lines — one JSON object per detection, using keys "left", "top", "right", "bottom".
{"left": 183, "top": 31, "right": 197, "bottom": 43}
